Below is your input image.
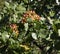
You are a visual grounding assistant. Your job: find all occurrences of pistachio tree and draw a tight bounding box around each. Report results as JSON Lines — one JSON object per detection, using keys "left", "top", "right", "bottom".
{"left": 0, "top": 0, "right": 60, "bottom": 54}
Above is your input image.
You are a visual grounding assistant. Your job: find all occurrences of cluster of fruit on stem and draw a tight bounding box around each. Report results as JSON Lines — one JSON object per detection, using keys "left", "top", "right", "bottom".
{"left": 21, "top": 10, "right": 40, "bottom": 23}
{"left": 10, "top": 24, "right": 19, "bottom": 36}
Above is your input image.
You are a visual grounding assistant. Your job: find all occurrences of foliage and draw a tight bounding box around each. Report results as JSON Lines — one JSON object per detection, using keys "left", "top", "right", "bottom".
{"left": 0, "top": 0, "right": 60, "bottom": 54}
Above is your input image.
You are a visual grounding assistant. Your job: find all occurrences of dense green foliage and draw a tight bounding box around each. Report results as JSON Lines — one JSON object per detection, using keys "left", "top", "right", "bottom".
{"left": 0, "top": 0, "right": 60, "bottom": 54}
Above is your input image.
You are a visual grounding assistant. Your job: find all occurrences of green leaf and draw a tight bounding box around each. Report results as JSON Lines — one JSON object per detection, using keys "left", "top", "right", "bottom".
{"left": 32, "top": 33, "right": 37, "bottom": 40}
{"left": 54, "top": 19, "right": 60, "bottom": 24}
{"left": 34, "top": 21, "right": 41, "bottom": 30}
{"left": 9, "top": 38, "right": 15, "bottom": 44}
{"left": 52, "top": 24, "right": 58, "bottom": 33}
{"left": 24, "top": 23, "right": 28, "bottom": 31}
{"left": 0, "top": 15, "right": 2, "bottom": 21}
{"left": 1, "top": 31, "right": 9, "bottom": 42}
{"left": 5, "top": 1, "right": 10, "bottom": 8}
{"left": 23, "top": 0, "right": 28, "bottom": 3}
{"left": 49, "top": 10, "right": 55, "bottom": 17}
{"left": 16, "top": 5, "right": 26, "bottom": 14}
{"left": 58, "top": 29, "right": 60, "bottom": 36}
{"left": 27, "top": 18, "right": 33, "bottom": 23}
{"left": 38, "top": 29, "right": 48, "bottom": 38}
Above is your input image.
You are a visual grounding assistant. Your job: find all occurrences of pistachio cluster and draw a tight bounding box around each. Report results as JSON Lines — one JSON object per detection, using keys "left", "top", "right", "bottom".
{"left": 10, "top": 24, "right": 19, "bottom": 36}
{"left": 22, "top": 10, "right": 40, "bottom": 23}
